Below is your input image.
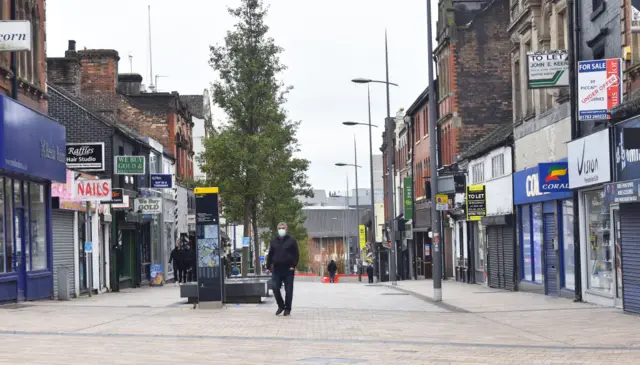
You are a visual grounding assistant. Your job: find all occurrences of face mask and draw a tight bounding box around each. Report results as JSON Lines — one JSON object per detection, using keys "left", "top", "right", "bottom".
{"left": 278, "top": 229, "right": 286, "bottom": 237}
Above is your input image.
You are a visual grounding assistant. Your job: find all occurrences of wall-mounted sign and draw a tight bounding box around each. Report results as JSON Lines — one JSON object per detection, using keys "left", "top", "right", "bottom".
{"left": 568, "top": 129, "right": 611, "bottom": 189}
{"left": 105, "top": 188, "right": 124, "bottom": 204}
{"left": 66, "top": 142, "right": 105, "bottom": 171}
{"left": 614, "top": 116, "right": 640, "bottom": 181}
{"left": 435, "top": 194, "right": 449, "bottom": 211}
{"left": 115, "top": 155, "right": 145, "bottom": 175}
{"left": 537, "top": 162, "right": 569, "bottom": 193}
{"left": 111, "top": 194, "right": 130, "bottom": 209}
{"left": 0, "top": 21, "right": 31, "bottom": 52}
{"left": 466, "top": 184, "right": 486, "bottom": 221}
{"left": 578, "top": 59, "right": 622, "bottom": 121}
{"left": 150, "top": 173, "right": 173, "bottom": 188}
{"left": 604, "top": 180, "right": 640, "bottom": 204}
{"left": 73, "top": 179, "right": 112, "bottom": 202}
{"left": 527, "top": 50, "right": 569, "bottom": 88}
{"left": 403, "top": 177, "right": 413, "bottom": 220}
{"left": 84, "top": 241, "right": 93, "bottom": 253}
{"left": 134, "top": 197, "right": 162, "bottom": 214}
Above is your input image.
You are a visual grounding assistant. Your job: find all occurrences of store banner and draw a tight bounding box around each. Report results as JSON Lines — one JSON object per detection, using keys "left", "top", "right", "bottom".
{"left": 514, "top": 161, "right": 572, "bottom": 205}
{"left": 466, "top": 184, "right": 486, "bottom": 221}
{"left": 537, "top": 162, "right": 569, "bottom": 193}
{"left": 604, "top": 180, "right": 640, "bottom": 204}
{"left": 359, "top": 225, "right": 366, "bottom": 249}
{"left": 66, "top": 142, "right": 105, "bottom": 171}
{"left": 614, "top": 116, "right": 640, "bottom": 181}
{"left": 567, "top": 129, "right": 611, "bottom": 189}
{"left": 403, "top": 177, "right": 413, "bottom": 220}
{"left": 73, "top": 178, "right": 112, "bottom": 202}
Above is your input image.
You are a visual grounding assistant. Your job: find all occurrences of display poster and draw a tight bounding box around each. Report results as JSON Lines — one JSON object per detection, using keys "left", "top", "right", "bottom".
{"left": 194, "top": 187, "right": 223, "bottom": 304}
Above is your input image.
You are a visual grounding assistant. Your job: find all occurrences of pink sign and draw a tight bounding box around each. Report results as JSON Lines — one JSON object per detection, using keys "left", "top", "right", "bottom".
{"left": 52, "top": 169, "right": 74, "bottom": 200}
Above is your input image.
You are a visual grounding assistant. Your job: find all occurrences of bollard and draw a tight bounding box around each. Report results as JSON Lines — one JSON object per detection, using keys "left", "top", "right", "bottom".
{"left": 57, "top": 266, "right": 70, "bottom": 301}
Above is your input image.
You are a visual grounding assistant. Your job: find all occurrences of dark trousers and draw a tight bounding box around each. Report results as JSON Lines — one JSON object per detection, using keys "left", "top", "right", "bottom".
{"left": 368, "top": 274, "right": 373, "bottom": 283}
{"left": 329, "top": 272, "right": 336, "bottom": 283}
{"left": 272, "top": 268, "right": 295, "bottom": 310}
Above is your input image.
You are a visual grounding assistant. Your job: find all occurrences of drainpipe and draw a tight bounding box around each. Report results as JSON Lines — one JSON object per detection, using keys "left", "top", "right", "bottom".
{"left": 511, "top": 139, "right": 518, "bottom": 291}
{"left": 10, "top": 0, "right": 18, "bottom": 100}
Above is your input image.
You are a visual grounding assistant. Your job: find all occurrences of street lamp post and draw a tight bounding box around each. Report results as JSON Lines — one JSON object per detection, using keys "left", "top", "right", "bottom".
{"left": 336, "top": 152, "right": 363, "bottom": 280}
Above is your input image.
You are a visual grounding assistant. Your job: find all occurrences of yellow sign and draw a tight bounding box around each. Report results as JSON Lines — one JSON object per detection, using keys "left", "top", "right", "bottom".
{"left": 466, "top": 184, "right": 486, "bottom": 221}
{"left": 359, "top": 225, "right": 367, "bottom": 249}
{"left": 194, "top": 187, "right": 219, "bottom": 194}
{"left": 435, "top": 194, "right": 448, "bottom": 204}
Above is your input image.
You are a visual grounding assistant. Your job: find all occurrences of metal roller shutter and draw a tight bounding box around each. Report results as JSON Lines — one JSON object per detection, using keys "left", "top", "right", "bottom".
{"left": 52, "top": 210, "right": 75, "bottom": 298}
{"left": 620, "top": 204, "right": 640, "bottom": 314}
{"left": 487, "top": 227, "right": 500, "bottom": 289}
{"left": 502, "top": 226, "right": 515, "bottom": 291}
{"left": 544, "top": 214, "right": 558, "bottom": 296}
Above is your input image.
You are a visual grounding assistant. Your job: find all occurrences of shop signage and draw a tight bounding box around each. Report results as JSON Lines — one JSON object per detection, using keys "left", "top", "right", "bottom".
{"left": 187, "top": 214, "right": 196, "bottom": 225}
{"left": 52, "top": 169, "right": 74, "bottom": 200}
{"left": 0, "top": 95, "right": 67, "bottom": 183}
{"left": 578, "top": 59, "right": 622, "bottom": 121}
{"left": 526, "top": 50, "right": 569, "bottom": 88}
{"left": 150, "top": 173, "right": 173, "bottom": 188}
{"left": 614, "top": 117, "right": 640, "bottom": 181}
{"left": 435, "top": 194, "right": 449, "bottom": 211}
{"left": 359, "top": 225, "right": 366, "bottom": 249}
{"left": 115, "top": 155, "right": 146, "bottom": 175}
{"left": 66, "top": 142, "right": 105, "bottom": 171}
{"left": 134, "top": 197, "right": 162, "bottom": 214}
{"left": 537, "top": 162, "right": 569, "bottom": 193}
{"left": 73, "top": 178, "right": 112, "bottom": 202}
{"left": 568, "top": 129, "right": 611, "bottom": 189}
{"left": 466, "top": 184, "right": 486, "bottom": 221}
{"left": 150, "top": 264, "right": 163, "bottom": 286}
{"left": 403, "top": 177, "right": 413, "bottom": 220}
{"left": 104, "top": 188, "right": 124, "bottom": 204}
{"left": 514, "top": 161, "right": 573, "bottom": 205}
{"left": 84, "top": 241, "right": 93, "bottom": 253}
{"left": 604, "top": 180, "right": 640, "bottom": 204}
{"left": 111, "top": 194, "right": 130, "bottom": 209}
{"left": 0, "top": 21, "right": 31, "bottom": 52}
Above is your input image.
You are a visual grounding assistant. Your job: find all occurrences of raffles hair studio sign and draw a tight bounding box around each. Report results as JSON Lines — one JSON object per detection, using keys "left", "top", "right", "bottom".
{"left": 66, "top": 143, "right": 105, "bottom": 171}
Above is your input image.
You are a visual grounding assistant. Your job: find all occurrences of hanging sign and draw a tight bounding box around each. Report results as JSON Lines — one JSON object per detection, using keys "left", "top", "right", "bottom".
{"left": 527, "top": 50, "right": 569, "bottom": 88}
{"left": 73, "top": 179, "right": 112, "bottom": 202}
{"left": 403, "top": 177, "right": 413, "bottom": 220}
{"left": 66, "top": 142, "right": 105, "bottom": 171}
{"left": 104, "top": 188, "right": 124, "bottom": 204}
{"left": 150, "top": 173, "right": 173, "bottom": 188}
{"left": 0, "top": 21, "right": 32, "bottom": 52}
{"left": 359, "top": 225, "right": 366, "bottom": 249}
{"left": 134, "top": 197, "right": 162, "bottom": 214}
{"left": 466, "top": 184, "right": 486, "bottom": 221}
{"left": 115, "top": 156, "right": 146, "bottom": 175}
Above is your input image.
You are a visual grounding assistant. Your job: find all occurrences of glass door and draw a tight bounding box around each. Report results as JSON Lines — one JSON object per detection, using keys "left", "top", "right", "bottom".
{"left": 611, "top": 206, "right": 623, "bottom": 308}
{"left": 13, "top": 208, "right": 26, "bottom": 301}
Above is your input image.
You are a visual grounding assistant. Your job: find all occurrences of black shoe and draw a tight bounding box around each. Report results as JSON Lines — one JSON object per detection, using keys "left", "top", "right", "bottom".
{"left": 275, "top": 308, "right": 285, "bottom": 316}
{"left": 283, "top": 310, "right": 291, "bottom": 316}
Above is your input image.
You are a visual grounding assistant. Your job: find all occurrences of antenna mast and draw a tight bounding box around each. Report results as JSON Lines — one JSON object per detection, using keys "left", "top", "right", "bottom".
{"left": 128, "top": 55, "right": 133, "bottom": 73}
{"left": 148, "top": 5, "right": 154, "bottom": 92}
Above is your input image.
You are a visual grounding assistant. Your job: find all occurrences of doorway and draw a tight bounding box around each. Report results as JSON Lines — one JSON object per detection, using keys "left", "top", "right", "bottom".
{"left": 543, "top": 213, "right": 558, "bottom": 296}
{"left": 611, "top": 206, "right": 623, "bottom": 308}
{"left": 13, "top": 208, "right": 26, "bottom": 301}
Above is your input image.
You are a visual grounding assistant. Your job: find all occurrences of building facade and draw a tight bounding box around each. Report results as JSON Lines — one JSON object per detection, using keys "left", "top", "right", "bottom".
{"left": 182, "top": 90, "right": 214, "bottom": 182}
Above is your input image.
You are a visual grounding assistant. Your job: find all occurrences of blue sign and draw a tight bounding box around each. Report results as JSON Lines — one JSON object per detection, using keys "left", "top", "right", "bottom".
{"left": 242, "top": 237, "right": 250, "bottom": 248}
{"left": 614, "top": 116, "right": 640, "bottom": 181}
{"left": 537, "top": 162, "right": 569, "bottom": 193}
{"left": 0, "top": 95, "right": 66, "bottom": 182}
{"left": 260, "top": 256, "right": 264, "bottom": 261}
{"left": 604, "top": 180, "right": 640, "bottom": 204}
{"left": 514, "top": 160, "right": 573, "bottom": 205}
{"left": 84, "top": 241, "right": 93, "bottom": 253}
{"left": 150, "top": 174, "right": 173, "bottom": 188}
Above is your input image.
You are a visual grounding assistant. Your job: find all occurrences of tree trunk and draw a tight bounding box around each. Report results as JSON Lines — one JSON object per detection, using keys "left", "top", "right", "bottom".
{"left": 252, "top": 200, "right": 261, "bottom": 275}
{"left": 241, "top": 197, "right": 251, "bottom": 277}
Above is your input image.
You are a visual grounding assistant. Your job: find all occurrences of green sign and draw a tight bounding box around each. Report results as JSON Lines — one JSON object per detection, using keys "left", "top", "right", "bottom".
{"left": 115, "top": 156, "right": 146, "bottom": 175}
{"left": 403, "top": 177, "right": 413, "bottom": 220}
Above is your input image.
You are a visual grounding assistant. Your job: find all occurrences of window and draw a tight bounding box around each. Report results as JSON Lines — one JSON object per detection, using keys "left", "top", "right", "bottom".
{"left": 532, "top": 203, "right": 543, "bottom": 283}
{"left": 23, "top": 183, "right": 30, "bottom": 271}
{"left": 0, "top": 179, "right": 4, "bottom": 273}
{"left": 514, "top": 58, "right": 522, "bottom": 119}
{"left": 30, "top": 183, "right": 47, "bottom": 270}
{"left": 471, "top": 163, "right": 484, "bottom": 184}
{"left": 562, "top": 200, "right": 575, "bottom": 290}
{"left": 491, "top": 154, "right": 505, "bottom": 179}
{"left": 521, "top": 205, "right": 532, "bottom": 281}
{"left": 524, "top": 42, "right": 535, "bottom": 115}
{"left": 585, "top": 190, "right": 612, "bottom": 294}
{"left": 592, "top": 0, "right": 603, "bottom": 10}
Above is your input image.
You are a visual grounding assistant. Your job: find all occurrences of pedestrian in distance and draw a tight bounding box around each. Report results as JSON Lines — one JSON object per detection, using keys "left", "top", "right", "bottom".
{"left": 366, "top": 263, "right": 374, "bottom": 284}
{"left": 266, "top": 222, "right": 299, "bottom": 317}
{"left": 327, "top": 259, "right": 337, "bottom": 283}
{"left": 169, "top": 240, "right": 183, "bottom": 285}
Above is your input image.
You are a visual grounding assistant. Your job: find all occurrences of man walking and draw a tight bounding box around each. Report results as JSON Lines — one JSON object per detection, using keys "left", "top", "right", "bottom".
{"left": 327, "top": 259, "right": 337, "bottom": 283}
{"left": 266, "top": 222, "right": 299, "bottom": 316}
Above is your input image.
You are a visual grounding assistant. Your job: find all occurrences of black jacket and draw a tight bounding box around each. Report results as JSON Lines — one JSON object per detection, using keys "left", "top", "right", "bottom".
{"left": 328, "top": 261, "right": 337, "bottom": 274}
{"left": 169, "top": 248, "right": 183, "bottom": 269}
{"left": 266, "top": 234, "right": 299, "bottom": 270}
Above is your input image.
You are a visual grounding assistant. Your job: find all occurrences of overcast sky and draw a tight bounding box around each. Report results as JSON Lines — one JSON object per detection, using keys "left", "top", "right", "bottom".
{"left": 47, "top": 0, "right": 436, "bottom": 192}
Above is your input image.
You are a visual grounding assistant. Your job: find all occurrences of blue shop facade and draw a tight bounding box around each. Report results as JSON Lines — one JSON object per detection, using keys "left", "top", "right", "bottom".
{"left": 0, "top": 95, "right": 67, "bottom": 303}
{"left": 514, "top": 159, "right": 574, "bottom": 298}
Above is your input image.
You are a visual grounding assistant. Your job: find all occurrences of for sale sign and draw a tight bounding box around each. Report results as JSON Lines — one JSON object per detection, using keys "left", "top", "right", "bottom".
{"left": 578, "top": 59, "right": 622, "bottom": 121}
{"left": 73, "top": 179, "right": 112, "bottom": 202}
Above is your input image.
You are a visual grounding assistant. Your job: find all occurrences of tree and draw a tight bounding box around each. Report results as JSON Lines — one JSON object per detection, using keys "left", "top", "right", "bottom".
{"left": 201, "top": 0, "right": 311, "bottom": 275}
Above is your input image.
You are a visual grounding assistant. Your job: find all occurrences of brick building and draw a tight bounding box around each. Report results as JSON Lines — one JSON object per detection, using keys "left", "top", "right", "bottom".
{"left": 0, "top": 0, "right": 47, "bottom": 111}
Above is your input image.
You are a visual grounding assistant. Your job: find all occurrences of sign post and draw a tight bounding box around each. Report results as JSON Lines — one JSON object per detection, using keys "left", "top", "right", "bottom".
{"left": 194, "top": 187, "right": 223, "bottom": 309}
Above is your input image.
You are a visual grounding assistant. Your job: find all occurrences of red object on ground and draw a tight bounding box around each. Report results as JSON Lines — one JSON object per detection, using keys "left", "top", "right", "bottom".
{"left": 321, "top": 276, "right": 340, "bottom": 283}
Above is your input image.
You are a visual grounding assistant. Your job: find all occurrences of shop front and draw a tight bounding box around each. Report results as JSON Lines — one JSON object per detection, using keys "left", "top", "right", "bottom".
{"left": 568, "top": 129, "right": 614, "bottom": 307}
{"left": 0, "top": 95, "right": 67, "bottom": 302}
{"left": 514, "top": 160, "right": 573, "bottom": 297}
{"left": 413, "top": 198, "right": 432, "bottom": 279}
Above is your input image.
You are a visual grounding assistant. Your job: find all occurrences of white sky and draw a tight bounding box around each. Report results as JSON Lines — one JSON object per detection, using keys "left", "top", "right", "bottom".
{"left": 47, "top": 0, "right": 437, "bottom": 192}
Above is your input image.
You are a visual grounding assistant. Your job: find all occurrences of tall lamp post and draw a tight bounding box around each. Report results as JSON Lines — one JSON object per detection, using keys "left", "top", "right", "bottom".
{"left": 336, "top": 142, "right": 363, "bottom": 280}
{"left": 351, "top": 36, "right": 399, "bottom": 284}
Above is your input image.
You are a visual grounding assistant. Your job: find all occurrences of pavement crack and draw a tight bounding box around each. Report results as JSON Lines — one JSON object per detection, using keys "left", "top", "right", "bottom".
{"left": 70, "top": 309, "right": 149, "bottom": 334}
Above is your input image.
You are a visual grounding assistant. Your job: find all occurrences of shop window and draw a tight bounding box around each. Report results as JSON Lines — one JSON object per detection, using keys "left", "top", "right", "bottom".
{"left": 562, "top": 200, "right": 575, "bottom": 290}
{"left": 29, "top": 182, "right": 47, "bottom": 270}
{"left": 585, "top": 190, "right": 613, "bottom": 294}
{"left": 521, "top": 205, "right": 532, "bottom": 281}
{"left": 23, "top": 183, "right": 30, "bottom": 271}
{"left": 532, "top": 203, "right": 543, "bottom": 283}
{"left": 0, "top": 178, "right": 4, "bottom": 273}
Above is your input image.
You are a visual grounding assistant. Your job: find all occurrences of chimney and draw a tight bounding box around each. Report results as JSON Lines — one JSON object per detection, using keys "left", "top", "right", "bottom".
{"left": 46, "top": 40, "right": 82, "bottom": 96}
{"left": 77, "top": 48, "right": 120, "bottom": 94}
{"left": 117, "top": 73, "right": 143, "bottom": 95}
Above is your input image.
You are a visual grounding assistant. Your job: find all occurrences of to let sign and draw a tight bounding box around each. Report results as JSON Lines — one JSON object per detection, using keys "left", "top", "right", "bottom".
{"left": 74, "top": 179, "right": 112, "bottom": 202}
{"left": 115, "top": 156, "right": 145, "bottom": 175}
{"left": 466, "top": 184, "right": 486, "bottom": 221}
{"left": 527, "top": 50, "right": 569, "bottom": 88}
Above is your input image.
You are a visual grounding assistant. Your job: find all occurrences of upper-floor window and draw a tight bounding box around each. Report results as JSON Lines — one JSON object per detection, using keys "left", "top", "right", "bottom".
{"left": 592, "top": 0, "right": 604, "bottom": 10}
{"left": 15, "top": 1, "right": 41, "bottom": 86}
{"left": 438, "top": 50, "right": 450, "bottom": 100}
{"left": 471, "top": 163, "right": 484, "bottom": 184}
{"left": 491, "top": 154, "right": 505, "bottom": 179}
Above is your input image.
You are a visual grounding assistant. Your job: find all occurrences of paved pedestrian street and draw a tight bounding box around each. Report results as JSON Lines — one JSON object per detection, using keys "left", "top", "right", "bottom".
{"left": 1, "top": 281, "right": 640, "bottom": 364}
